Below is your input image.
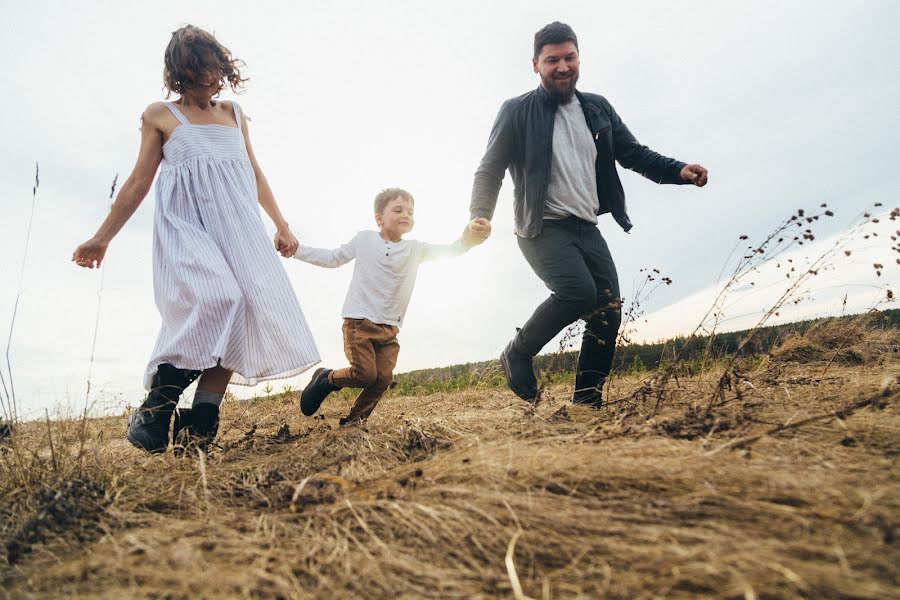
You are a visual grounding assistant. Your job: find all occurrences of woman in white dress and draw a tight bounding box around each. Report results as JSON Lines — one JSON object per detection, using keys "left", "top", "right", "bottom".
{"left": 72, "top": 25, "right": 320, "bottom": 453}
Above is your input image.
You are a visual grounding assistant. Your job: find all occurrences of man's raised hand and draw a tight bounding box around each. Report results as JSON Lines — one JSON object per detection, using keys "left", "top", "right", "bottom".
{"left": 680, "top": 164, "right": 709, "bottom": 187}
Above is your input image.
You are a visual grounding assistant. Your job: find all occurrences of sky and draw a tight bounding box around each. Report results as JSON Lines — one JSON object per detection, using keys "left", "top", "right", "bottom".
{"left": 1, "top": 1, "right": 898, "bottom": 420}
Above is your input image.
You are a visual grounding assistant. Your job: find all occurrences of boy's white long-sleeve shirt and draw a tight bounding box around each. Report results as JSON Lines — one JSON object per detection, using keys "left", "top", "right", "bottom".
{"left": 294, "top": 230, "right": 466, "bottom": 327}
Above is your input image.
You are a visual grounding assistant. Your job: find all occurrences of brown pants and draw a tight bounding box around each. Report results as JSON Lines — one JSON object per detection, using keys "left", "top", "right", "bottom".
{"left": 328, "top": 318, "right": 400, "bottom": 422}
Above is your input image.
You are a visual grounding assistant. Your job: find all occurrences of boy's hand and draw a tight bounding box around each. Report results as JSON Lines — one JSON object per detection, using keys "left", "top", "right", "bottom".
{"left": 72, "top": 237, "right": 109, "bottom": 269}
{"left": 275, "top": 226, "right": 299, "bottom": 258}
{"left": 462, "top": 217, "right": 492, "bottom": 247}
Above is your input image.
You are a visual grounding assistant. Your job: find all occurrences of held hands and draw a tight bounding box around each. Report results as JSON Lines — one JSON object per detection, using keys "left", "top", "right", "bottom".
{"left": 462, "top": 217, "right": 492, "bottom": 248}
{"left": 680, "top": 164, "right": 709, "bottom": 187}
{"left": 72, "top": 237, "right": 109, "bottom": 269}
{"left": 274, "top": 226, "right": 299, "bottom": 258}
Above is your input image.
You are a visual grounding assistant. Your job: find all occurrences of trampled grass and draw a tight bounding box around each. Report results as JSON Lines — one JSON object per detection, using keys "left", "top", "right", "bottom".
{"left": 1, "top": 322, "right": 898, "bottom": 599}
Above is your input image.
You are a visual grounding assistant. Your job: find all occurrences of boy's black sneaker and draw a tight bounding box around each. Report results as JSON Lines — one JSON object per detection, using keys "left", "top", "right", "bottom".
{"left": 500, "top": 341, "right": 538, "bottom": 402}
{"left": 127, "top": 364, "right": 200, "bottom": 453}
{"left": 300, "top": 368, "right": 340, "bottom": 416}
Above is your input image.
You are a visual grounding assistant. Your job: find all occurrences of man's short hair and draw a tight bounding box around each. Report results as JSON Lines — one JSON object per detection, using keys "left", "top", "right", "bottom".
{"left": 533, "top": 21, "right": 578, "bottom": 59}
{"left": 374, "top": 188, "right": 415, "bottom": 214}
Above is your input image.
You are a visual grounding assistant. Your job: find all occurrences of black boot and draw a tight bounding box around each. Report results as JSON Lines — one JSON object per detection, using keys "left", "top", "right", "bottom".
{"left": 572, "top": 384, "right": 603, "bottom": 409}
{"left": 300, "top": 368, "right": 340, "bottom": 416}
{"left": 127, "top": 364, "right": 200, "bottom": 454}
{"left": 572, "top": 360, "right": 604, "bottom": 408}
{"left": 573, "top": 308, "right": 619, "bottom": 410}
{"left": 500, "top": 339, "right": 538, "bottom": 402}
{"left": 173, "top": 404, "right": 219, "bottom": 453}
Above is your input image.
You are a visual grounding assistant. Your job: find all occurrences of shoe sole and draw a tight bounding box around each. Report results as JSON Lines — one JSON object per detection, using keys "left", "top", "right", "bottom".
{"left": 500, "top": 350, "right": 537, "bottom": 403}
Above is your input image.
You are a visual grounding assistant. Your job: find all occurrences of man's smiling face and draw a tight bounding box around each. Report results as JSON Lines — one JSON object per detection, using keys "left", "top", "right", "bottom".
{"left": 533, "top": 41, "right": 580, "bottom": 103}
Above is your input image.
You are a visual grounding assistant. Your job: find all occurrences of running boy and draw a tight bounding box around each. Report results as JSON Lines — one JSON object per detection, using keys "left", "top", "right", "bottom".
{"left": 294, "top": 188, "right": 490, "bottom": 424}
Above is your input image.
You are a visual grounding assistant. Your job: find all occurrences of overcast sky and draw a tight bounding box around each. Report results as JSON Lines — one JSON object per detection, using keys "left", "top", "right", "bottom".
{"left": 1, "top": 1, "right": 897, "bottom": 419}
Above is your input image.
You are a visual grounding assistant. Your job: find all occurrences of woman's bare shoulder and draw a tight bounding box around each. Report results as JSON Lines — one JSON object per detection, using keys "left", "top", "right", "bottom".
{"left": 141, "top": 101, "right": 173, "bottom": 126}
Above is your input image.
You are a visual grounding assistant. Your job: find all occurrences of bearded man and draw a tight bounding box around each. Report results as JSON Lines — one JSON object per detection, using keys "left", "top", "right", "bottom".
{"left": 470, "top": 21, "right": 709, "bottom": 406}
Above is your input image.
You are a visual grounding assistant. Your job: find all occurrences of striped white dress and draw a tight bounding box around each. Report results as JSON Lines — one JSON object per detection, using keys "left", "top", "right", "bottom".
{"left": 142, "top": 101, "right": 320, "bottom": 389}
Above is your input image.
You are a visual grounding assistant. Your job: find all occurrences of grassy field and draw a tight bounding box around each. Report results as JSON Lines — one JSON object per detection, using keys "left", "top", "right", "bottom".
{"left": 1, "top": 320, "right": 898, "bottom": 599}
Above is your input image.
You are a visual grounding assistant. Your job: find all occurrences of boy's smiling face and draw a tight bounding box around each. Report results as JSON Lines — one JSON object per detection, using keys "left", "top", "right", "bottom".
{"left": 376, "top": 196, "right": 415, "bottom": 241}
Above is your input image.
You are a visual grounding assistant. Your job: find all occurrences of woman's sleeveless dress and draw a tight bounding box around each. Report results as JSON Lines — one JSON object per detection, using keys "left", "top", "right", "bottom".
{"left": 142, "top": 101, "right": 320, "bottom": 389}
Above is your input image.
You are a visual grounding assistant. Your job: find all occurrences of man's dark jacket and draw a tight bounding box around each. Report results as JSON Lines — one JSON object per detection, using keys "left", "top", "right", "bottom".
{"left": 470, "top": 85, "right": 689, "bottom": 238}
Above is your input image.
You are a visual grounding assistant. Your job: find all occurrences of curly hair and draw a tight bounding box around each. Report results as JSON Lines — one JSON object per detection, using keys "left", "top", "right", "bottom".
{"left": 163, "top": 25, "right": 247, "bottom": 97}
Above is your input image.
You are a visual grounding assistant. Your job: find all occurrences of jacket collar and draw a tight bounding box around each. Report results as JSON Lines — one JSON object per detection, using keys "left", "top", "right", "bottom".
{"left": 574, "top": 90, "right": 602, "bottom": 116}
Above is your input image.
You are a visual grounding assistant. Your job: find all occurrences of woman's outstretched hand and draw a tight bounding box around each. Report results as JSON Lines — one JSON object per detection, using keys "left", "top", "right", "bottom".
{"left": 275, "top": 226, "right": 299, "bottom": 258}
{"left": 72, "top": 237, "right": 109, "bottom": 269}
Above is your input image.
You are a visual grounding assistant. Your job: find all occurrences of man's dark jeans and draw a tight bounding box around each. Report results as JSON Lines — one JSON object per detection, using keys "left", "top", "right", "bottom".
{"left": 515, "top": 217, "right": 622, "bottom": 397}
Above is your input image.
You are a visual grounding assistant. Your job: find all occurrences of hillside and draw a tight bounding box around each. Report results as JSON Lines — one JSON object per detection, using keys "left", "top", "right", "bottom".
{"left": 0, "top": 318, "right": 898, "bottom": 598}
{"left": 388, "top": 309, "right": 900, "bottom": 395}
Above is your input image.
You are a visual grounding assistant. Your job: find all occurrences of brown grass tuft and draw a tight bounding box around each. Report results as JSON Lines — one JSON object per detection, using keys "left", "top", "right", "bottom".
{"left": 1, "top": 324, "right": 898, "bottom": 599}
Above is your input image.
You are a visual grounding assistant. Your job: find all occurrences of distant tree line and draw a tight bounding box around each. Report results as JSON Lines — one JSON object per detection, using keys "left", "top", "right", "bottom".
{"left": 392, "top": 309, "right": 898, "bottom": 392}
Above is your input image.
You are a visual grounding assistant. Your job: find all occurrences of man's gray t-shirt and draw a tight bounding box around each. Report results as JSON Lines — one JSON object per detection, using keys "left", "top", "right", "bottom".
{"left": 544, "top": 97, "right": 600, "bottom": 223}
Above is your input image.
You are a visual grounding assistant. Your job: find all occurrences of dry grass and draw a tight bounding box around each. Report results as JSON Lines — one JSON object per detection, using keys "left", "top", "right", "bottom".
{"left": 1, "top": 325, "right": 898, "bottom": 599}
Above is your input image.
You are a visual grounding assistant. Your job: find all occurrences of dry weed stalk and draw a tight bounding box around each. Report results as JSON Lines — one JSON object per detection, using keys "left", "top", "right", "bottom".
{"left": 76, "top": 174, "right": 120, "bottom": 468}
{"left": 83, "top": 173, "right": 118, "bottom": 409}
{"left": 604, "top": 267, "right": 672, "bottom": 395}
{"left": 625, "top": 202, "right": 895, "bottom": 414}
{"left": 709, "top": 202, "right": 895, "bottom": 406}
{"left": 1, "top": 163, "right": 39, "bottom": 424}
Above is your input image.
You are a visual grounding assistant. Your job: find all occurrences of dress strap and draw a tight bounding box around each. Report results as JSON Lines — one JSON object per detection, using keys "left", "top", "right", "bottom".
{"left": 165, "top": 102, "right": 191, "bottom": 126}
{"left": 231, "top": 101, "right": 243, "bottom": 132}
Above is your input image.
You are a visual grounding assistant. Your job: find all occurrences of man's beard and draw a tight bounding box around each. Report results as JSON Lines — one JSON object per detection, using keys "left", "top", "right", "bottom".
{"left": 542, "top": 71, "right": 578, "bottom": 103}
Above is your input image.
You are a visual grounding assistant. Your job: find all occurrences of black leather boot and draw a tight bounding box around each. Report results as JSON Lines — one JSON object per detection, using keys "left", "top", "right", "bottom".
{"left": 500, "top": 338, "right": 538, "bottom": 402}
{"left": 572, "top": 384, "right": 603, "bottom": 408}
{"left": 126, "top": 364, "right": 201, "bottom": 453}
{"left": 172, "top": 403, "right": 220, "bottom": 453}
